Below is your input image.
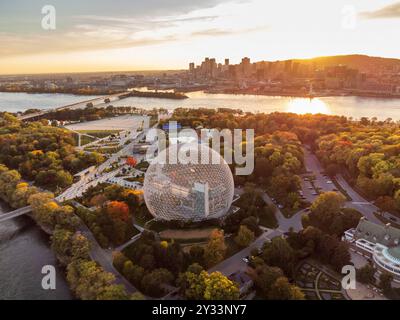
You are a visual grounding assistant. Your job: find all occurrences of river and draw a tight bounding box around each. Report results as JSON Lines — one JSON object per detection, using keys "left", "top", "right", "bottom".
{"left": 1, "top": 91, "right": 400, "bottom": 120}
{"left": 0, "top": 202, "right": 72, "bottom": 300}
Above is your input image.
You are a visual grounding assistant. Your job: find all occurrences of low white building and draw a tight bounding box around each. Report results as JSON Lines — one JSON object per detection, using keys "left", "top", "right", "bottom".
{"left": 344, "top": 218, "right": 400, "bottom": 283}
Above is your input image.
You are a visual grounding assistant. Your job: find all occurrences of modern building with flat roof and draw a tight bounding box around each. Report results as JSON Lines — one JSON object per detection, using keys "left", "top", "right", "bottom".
{"left": 344, "top": 217, "right": 400, "bottom": 283}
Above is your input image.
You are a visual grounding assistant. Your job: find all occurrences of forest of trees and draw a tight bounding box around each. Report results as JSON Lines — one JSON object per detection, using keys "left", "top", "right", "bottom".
{"left": 112, "top": 227, "right": 242, "bottom": 298}
{"left": 76, "top": 183, "right": 148, "bottom": 247}
{"left": 0, "top": 113, "right": 104, "bottom": 191}
{"left": 316, "top": 122, "right": 400, "bottom": 216}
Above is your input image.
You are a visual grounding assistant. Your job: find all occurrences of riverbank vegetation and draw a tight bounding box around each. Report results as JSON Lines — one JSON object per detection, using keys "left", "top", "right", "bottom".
{"left": 120, "top": 90, "right": 188, "bottom": 100}
{"left": 0, "top": 113, "right": 104, "bottom": 191}
{"left": 0, "top": 163, "right": 134, "bottom": 299}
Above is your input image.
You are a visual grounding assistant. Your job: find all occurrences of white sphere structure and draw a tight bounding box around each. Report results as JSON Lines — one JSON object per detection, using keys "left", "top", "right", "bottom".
{"left": 143, "top": 143, "right": 234, "bottom": 222}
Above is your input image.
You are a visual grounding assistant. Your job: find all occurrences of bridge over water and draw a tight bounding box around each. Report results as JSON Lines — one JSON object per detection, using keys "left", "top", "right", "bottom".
{"left": 0, "top": 206, "right": 32, "bottom": 223}
{"left": 18, "top": 92, "right": 127, "bottom": 121}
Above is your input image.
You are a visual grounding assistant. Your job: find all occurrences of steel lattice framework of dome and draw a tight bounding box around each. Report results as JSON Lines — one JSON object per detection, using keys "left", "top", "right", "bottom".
{"left": 143, "top": 143, "right": 234, "bottom": 222}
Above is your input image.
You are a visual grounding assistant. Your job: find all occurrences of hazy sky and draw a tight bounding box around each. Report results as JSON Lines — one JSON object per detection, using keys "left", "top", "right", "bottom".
{"left": 1, "top": 0, "right": 400, "bottom": 74}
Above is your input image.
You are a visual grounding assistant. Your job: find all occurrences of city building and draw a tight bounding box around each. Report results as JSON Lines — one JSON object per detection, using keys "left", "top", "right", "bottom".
{"left": 344, "top": 218, "right": 400, "bottom": 283}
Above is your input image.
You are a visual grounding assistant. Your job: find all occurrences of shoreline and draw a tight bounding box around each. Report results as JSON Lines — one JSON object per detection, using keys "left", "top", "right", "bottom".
{"left": 202, "top": 90, "right": 400, "bottom": 100}
{"left": 2, "top": 88, "right": 400, "bottom": 101}
{"left": 0, "top": 89, "right": 121, "bottom": 96}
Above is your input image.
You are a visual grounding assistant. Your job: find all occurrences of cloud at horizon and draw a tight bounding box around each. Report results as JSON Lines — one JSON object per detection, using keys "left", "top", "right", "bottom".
{"left": 1, "top": 0, "right": 400, "bottom": 74}
{"left": 361, "top": 2, "right": 400, "bottom": 19}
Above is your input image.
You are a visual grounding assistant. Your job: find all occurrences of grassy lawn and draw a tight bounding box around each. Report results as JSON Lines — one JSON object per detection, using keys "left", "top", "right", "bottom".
{"left": 72, "top": 133, "right": 97, "bottom": 146}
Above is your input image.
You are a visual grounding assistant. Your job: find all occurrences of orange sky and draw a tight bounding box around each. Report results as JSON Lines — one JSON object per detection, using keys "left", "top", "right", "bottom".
{"left": 1, "top": 0, "right": 400, "bottom": 74}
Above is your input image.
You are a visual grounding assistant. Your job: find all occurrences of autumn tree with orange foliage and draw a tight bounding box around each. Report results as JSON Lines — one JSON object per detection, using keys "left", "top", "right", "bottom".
{"left": 106, "top": 201, "right": 130, "bottom": 222}
{"left": 126, "top": 157, "right": 137, "bottom": 167}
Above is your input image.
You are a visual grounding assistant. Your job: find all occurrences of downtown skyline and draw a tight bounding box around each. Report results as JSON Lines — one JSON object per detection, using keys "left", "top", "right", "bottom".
{"left": 1, "top": 0, "right": 400, "bottom": 74}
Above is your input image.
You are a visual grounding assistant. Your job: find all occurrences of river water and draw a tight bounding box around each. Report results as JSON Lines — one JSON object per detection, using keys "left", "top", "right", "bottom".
{"left": 0, "top": 202, "right": 72, "bottom": 300}
{"left": 1, "top": 91, "right": 400, "bottom": 120}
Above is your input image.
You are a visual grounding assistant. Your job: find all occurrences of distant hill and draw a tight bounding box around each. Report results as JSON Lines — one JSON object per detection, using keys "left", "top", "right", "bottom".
{"left": 290, "top": 54, "right": 400, "bottom": 73}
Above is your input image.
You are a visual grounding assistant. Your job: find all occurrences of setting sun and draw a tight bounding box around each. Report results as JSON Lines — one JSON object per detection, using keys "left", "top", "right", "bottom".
{"left": 286, "top": 98, "right": 332, "bottom": 115}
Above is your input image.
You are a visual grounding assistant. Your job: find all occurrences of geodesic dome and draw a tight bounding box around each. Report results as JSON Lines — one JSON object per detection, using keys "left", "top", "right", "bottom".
{"left": 143, "top": 143, "right": 234, "bottom": 222}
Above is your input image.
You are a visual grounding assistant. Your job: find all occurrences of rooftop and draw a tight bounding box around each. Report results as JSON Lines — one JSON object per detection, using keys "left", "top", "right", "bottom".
{"left": 354, "top": 218, "right": 400, "bottom": 247}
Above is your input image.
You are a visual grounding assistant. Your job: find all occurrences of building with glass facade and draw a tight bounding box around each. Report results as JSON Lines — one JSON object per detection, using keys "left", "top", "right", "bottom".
{"left": 143, "top": 144, "right": 235, "bottom": 222}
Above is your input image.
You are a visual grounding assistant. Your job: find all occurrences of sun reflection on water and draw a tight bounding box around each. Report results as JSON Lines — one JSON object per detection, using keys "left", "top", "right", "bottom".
{"left": 285, "top": 98, "right": 331, "bottom": 115}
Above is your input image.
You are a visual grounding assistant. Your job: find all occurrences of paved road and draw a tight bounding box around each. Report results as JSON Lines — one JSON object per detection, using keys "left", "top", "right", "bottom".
{"left": 261, "top": 192, "right": 305, "bottom": 232}
{"left": 209, "top": 228, "right": 282, "bottom": 276}
{"left": 18, "top": 92, "right": 126, "bottom": 121}
{"left": 336, "top": 174, "right": 399, "bottom": 225}
{"left": 77, "top": 222, "right": 140, "bottom": 295}
{"left": 301, "top": 148, "right": 397, "bottom": 226}
{"left": 57, "top": 129, "right": 147, "bottom": 201}
{"left": 302, "top": 147, "right": 336, "bottom": 201}
{"left": 0, "top": 205, "right": 31, "bottom": 223}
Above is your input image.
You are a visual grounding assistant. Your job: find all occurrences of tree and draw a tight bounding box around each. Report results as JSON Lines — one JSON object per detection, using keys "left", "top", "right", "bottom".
{"left": 203, "top": 229, "right": 227, "bottom": 267}
{"left": 178, "top": 270, "right": 239, "bottom": 300}
{"left": 188, "top": 245, "right": 205, "bottom": 266}
{"left": 126, "top": 157, "right": 137, "bottom": 167}
{"left": 139, "top": 254, "right": 156, "bottom": 270}
{"left": 357, "top": 264, "right": 375, "bottom": 284}
{"left": 51, "top": 228, "right": 74, "bottom": 263}
{"left": 123, "top": 260, "right": 145, "bottom": 286}
{"left": 311, "top": 192, "right": 345, "bottom": 217}
{"left": 330, "top": 242, "right": 351, "bottom": 271}
{"left": 251, "top": 265, "right": 284, "bottom": 298}
{"left": 268, "top": 277, "right": 305, "bottom": 300}
{"left": 240, "top": 215, "right": 260, "bottom": 234}
{"left": 262, "top": 237, "right": 296, "bottom": 277}
{"left": 106, "top": 201, "right": 130, "bottom": 222}
{"left": 66, "top": 260, "right": 116, "bottom": 300}
{"left": 186, "top": 263, "right": 204, "bottom": 275}
{"left": 234, "top": 225, "right": 255, "bottom": 247}
{"left": 28, "top": 192, "right": 61, "bottom": 230}
{"left": 379, "top": 272, "right": 393, "bottom": 294}
{"left": 113, "top": 251, "right": 129, "bottom": 271}
{"left": 131, "top": 292, "right": 146, "bottom": 300}
{"left": 141, "top": 268, "right": 174, "bottom": 297}
{"left": 204, "top": 272, "right": 240, "bottom": 300}
{"left": 71, "top": 232, "right": 90, "bottom": 258}
{"left": 96, "top": 285, "right": 129, "bottom": 300}
{"left": 308, "top": 192, "right": 347, "bottom": 235}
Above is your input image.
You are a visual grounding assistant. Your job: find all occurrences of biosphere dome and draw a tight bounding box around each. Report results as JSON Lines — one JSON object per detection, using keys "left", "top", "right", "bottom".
{"left": 143, "top": 143, "right": 234, "bottom": 222}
